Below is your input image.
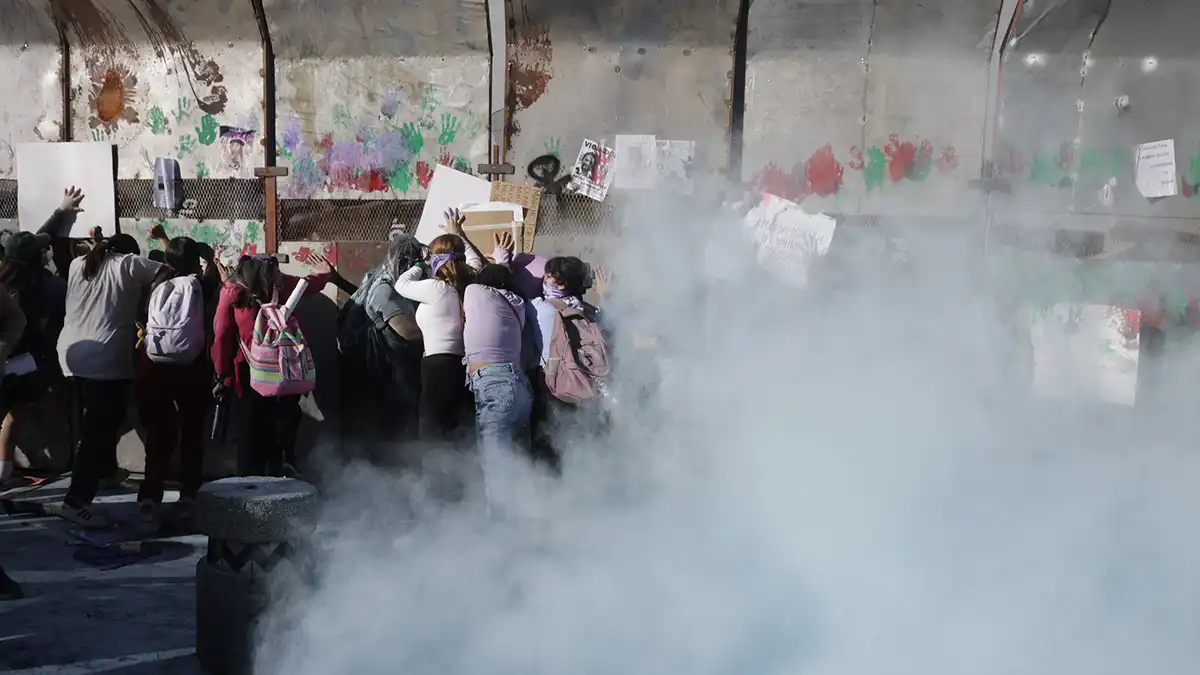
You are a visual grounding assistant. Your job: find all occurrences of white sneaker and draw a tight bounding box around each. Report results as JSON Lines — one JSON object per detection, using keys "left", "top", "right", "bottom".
{"left": 59, "top": 503, "right": 108, "bottom": 529}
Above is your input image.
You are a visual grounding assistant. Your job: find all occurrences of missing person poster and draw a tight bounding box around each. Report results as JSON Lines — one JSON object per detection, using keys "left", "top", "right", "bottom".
{"left": 568, "top": 139, "right": 616, "bottom": 201}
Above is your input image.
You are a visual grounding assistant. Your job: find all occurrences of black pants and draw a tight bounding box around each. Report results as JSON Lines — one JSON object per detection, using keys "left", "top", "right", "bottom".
{"left": 418, "top": 354, "right": 472, "bottom": 443}
{"left": 527, "top": 367, "right": 561, "bottom": 473}
{"left": 236, "top": 364, "right": 302, "bottom": 476}
{"left": 65, "top": 378, "right": 130, "bottom": 507}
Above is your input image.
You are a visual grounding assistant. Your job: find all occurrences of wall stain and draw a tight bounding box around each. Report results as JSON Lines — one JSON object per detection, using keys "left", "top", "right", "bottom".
{"left": 506, "top": 25, "right": 553, "bottom": 144}
{"left": 88, "top": 63, "right": 139, "bottom": 131}
{"left": 126, "top": 0, "right": 228, "bottom": 115}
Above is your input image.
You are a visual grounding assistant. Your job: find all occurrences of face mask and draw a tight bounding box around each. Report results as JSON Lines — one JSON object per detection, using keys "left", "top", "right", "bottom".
{"left": 543, "top": 281, "right": 571, "bottom": 299}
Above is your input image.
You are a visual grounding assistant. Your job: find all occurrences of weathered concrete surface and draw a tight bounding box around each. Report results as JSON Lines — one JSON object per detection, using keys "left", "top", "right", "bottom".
{"left": 0, "top": 0, "right": 63, "bottom": 180}
{"left": 744, "top": 0, "right": 1000, "bottom": 218}
{"left": 57, "top": 0, "right": 264, "bottom": 178}
{"left": 505, "top": 0, "right": 741, "bottom": 194}
{"left": 265, "top": 0, "right": 491, "bottom": 200}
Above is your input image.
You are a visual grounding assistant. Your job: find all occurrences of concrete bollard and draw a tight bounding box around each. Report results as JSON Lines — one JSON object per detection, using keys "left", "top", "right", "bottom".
{"left": 195, "top": 477, "right": 319, "bottom": 675}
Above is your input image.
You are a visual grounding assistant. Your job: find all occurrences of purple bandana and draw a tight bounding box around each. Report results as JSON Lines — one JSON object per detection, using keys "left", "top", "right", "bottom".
{"left": 429, "top": 252, "right": 457, "bottom": 276}
{"left": 542, "top": 281, "right": 571, "bottom": 300}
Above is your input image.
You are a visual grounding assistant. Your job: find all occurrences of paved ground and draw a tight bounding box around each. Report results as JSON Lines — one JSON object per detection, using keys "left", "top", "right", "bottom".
{"left": 0, "top": 476, "right": 207, "bottom": 675}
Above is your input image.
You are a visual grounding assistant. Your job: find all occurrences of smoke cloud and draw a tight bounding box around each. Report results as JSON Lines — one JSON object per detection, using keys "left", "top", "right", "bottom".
{"left": 253, "top": 189, "right": 1200, "bottom": 675}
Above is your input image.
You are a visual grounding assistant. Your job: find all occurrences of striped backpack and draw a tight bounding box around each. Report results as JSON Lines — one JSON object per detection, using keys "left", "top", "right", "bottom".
{"left": 242, "top": 299, "right": 316, "bottom": 397}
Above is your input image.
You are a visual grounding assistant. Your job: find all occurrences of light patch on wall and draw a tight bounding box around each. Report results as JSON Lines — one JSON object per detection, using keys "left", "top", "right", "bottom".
{"left": 1141, "top": 56, "right": 1158, "bottom": 74}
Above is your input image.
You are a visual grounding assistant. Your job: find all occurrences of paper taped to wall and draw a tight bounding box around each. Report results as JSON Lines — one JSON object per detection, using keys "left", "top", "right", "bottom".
{"left": 568, "top": 139, "right": 615, "bottom": 201}
{"left": 1134, "top": 139, "right": 1178, "bottom": 199}
{"left": 657, "top": 140, "right": 696, "bottom": 194}
{"left": 415, "top": 165, "right": 493, "bottom": 244}
{"left": 17, "top": 142, "right": 117, "bottom": 237}
{"left": 1030, "top": 304, "right": 1140, "bottom": 407}
{"left": 614, "top": 135, "right": 657, "bottom": 189}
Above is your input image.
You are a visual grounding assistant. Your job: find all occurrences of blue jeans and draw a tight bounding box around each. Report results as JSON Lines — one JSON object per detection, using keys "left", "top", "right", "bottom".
{"left": 471, "top": 363, "right": 533, "bottom": 513}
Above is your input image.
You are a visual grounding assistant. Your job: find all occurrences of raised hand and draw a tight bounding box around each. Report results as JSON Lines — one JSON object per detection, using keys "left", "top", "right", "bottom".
{"left": 310, "top": 252, "right": 335, "bottom": 276}
{"left": 441, "top": 208, "right": 465, "bottom": 236}
{"left": 493, "top": 230, "right": 515, "bottom": 254}
{"left": 60, "top": 186, "right": 85, "bottom": 213}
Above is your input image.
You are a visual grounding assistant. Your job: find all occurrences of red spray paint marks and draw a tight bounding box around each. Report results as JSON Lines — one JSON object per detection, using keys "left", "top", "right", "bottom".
{"left": 1183, "top": 182, "right": 1196, "bottom": 199}
{"left": 884, "top": 134, "right": 916, "bottom": 183}
{"left": 438, "top": 151, "right": 453, "bottom": 167}
{"left": 753, "top": 163, "right": 806, "bottom": 202}
{"left": 996, "top": 145, "right": 1026, "bottom": 177}
{"left": 937, "top": 145, "right": 959, "bottom": 173}
{"left": 804, "top": 144, "right": 843, "bottom": 197}
{"left": 847, "top": 146, "right": 865, "bottom": 171}
{"left": 415, "top": 161, "right": 434, "bottom": 189}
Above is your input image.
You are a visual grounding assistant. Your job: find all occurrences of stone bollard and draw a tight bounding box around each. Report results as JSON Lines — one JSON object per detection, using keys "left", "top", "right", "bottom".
{"left": 195, "top": 477, "right": 319, "bottom": 675}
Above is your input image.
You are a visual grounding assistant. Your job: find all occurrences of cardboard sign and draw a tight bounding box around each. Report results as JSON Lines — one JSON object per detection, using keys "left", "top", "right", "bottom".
{"left": 459, "top": 202, "right": 523, "bottom": 261}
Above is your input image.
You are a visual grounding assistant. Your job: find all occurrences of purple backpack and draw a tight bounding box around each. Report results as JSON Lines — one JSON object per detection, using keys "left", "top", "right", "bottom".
{"left": 545, "top": 300, "right": 610, "bottom": 404}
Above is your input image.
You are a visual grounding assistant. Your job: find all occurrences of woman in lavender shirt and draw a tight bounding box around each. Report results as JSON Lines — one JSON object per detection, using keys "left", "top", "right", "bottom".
{"left": 463, "top": 232, "right": 534, "bottom": 515}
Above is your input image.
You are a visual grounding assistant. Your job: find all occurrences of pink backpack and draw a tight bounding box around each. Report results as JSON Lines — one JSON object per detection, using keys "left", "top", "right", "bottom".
{"left": 545, "top": 299, "right": 610, "bottom": 404}
{"left": 241, "top": 302, "right": 316, "bottom": 397}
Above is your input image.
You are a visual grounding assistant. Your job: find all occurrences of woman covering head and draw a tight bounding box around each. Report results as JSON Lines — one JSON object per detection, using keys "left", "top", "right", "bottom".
{"left": 0, "top": 229, "right": 66, "bottom": 483}
{"left": 336, "top": 233, "right": 426, "bottom": 461}
{"left": 463, "top": 233, "right": 536, "bottom": 515}
{"left": 57, "top": 227, "right": 167, "bottom": 528}
{"left": 393, "top": 209, "right": 485, "bottom": 443}
{"left": 135, "top": 236, "right": 223, "bottom": 523}
{"left": 212, "top": 253, "right": 332, "bottom": 477}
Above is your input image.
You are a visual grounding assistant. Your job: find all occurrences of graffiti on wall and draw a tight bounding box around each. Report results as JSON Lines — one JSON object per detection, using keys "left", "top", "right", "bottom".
{"left": 505, "top": 27, "right": 554, "bottom": 144}
{"left": 994, "top": 142, "right": 1127, "bottom": 188}
{"left": 1181, "top": 143, "right": 1200, "bottom": 198}
{"left": 126, "top": 219, "right": 264, "bottom": 264}
{"left": 60, "top": 0, "right": 260, "bottom": 179}
{"left": 278, "top": 83, "right": 485, "bottom": 199}
{"left": 752, "top": 136, "right": 957, "bottom": 200}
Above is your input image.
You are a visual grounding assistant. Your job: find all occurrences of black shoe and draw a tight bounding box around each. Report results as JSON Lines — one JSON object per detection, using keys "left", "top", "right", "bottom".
{"left": 0, "top": 567, "right": 24, "bottom": 601}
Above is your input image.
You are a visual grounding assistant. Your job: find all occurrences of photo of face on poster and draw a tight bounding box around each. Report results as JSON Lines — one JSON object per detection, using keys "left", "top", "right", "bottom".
{"left": 568, "top": 139, "right": 616, "bottom": 201}
{"left": 220, "top": 126, "right": 257, "bottom": 174}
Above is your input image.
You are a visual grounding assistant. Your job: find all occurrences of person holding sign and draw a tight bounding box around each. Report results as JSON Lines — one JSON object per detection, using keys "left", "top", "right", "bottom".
{"left": 393, "top": 209, "right": 485, "bottom": 445}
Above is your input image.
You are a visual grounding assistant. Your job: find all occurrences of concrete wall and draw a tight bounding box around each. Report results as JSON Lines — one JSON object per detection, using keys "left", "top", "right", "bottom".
{"left": 743, "top": 0, "right": 1000, "bottom": 218}
{"left": 265, "top": 0, "right": 491, "bottom": 199}
{"left": 505, "top": 0, "right": 741, "bottom": 192}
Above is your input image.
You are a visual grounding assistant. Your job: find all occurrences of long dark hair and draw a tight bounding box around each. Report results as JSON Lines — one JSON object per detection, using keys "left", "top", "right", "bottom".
{"left": 476, "top": 263, "right": 516, "bottom": 294}
{"left": 231, "top": 255, "right": 279, "bottom": 309}
{"left": 429, "top": 234, "right": 475, "bottom": 299}
{"left": 82, "top": 234, "right": 141, "bottom": 281}
{"left": 164, "top": 237, "right": 201, "bottom": 276}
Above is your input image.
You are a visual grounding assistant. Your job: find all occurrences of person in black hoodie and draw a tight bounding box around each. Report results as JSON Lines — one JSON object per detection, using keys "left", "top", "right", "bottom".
{"left": 0, "top": 258, "right": 28, "bottom": 599}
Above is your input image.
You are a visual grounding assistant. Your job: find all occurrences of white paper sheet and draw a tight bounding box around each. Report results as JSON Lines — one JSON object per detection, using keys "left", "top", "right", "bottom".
{"left": 17, "top": 142, "right": 117, "bottom": 237}
{"left": 1135, "top": 139, "right": 1178, "bottom": 198}
{"left": 415, "top": 165, "right": 494, "bottom": 244}
{"left": 614, "top": 135, "right": 657, "bottom": 189}
{"left": 656, "top": 140, "right": 696, "bottom": 194}
{"left": 568, "top": 139, "right": 616, "bottom": 202}
{"left": 742, "top": 193, "right": 837, "bottom": 287}
{"left": 1030, "top": 304, "right": 1140, "bottom": 407}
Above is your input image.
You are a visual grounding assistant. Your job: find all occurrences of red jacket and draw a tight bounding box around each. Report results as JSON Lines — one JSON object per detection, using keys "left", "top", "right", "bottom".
{"left": 211, "top": 272, "right": 330, "bottom": 397}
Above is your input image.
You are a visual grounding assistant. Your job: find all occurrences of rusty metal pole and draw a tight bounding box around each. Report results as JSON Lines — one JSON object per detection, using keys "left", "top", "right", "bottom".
{"left": 251, "top": 0, "right": 282, "bottom": 254}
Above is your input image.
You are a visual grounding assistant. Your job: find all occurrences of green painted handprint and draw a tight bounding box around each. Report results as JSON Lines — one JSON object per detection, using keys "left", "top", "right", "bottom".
{"left": 543, "top": 137, "right": 561, "bottom": 159}
{"left": 178, "top": 134, "right": 197, "bottom": 156}
{"left": 333, "top": 104, "right": 352, "bottom": 128}
{"left": 173, "top": 97, "right": 192, "bottom": 123}
{"left": 196, "top": 160, "right": 210, "bottom": 179}
{"left": 438, "top": 114, "right": 460, "bottom": 146}
{"left": 389, "top": 163, "right": 414, "bottom": 194}
{"left": 148, "top": 106, "right": 168, "bottom": 135}
{"left": 401, "top": 122, "right": 423, "bottom": 155}
{"left": 196, "top": 115, "right": 218, "bottom": 145}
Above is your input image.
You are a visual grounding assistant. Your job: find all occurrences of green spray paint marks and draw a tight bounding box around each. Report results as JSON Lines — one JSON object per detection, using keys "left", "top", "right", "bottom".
{"left": 276, "top": 142, "right": 292, "bottom": 161}
{"left": 543, "top": 137, "right": 561, "bottom": 159}
{"left": 438, "top": 114, "right": 460, "bottom": 146}
{"left": 245, "top": 221, "right": 261, "bottom": 246}
{"left": 190, "top": 223, "right": 224, "bottom": 246}
{"left": 452, "top": 156, "right": 471, "bottom": 174}
{"left": 1078, "top": 148, "right": 1124, "bottom": 181}
{"left": 401, "top": 123, "right": 423, "bottom": 155}
{"left": 465, "top": 112, "right": 484, "bottom": 139}
{"left": 1183, "top": 143, "right": 1200, "bottom": 198}
{"left": 173, "top": 97, "right": 192, "bottom": 123}
{"left": 148, "top": 106, "right": 168, "bottom": 135}
{"left": 333, "top": 104, "right": 352, "bottom": 128}
{"left": 863, "top": 147, "right": 886, "bottom": 192}
{"left": 196, "top": 115, "right": 218, "bottom": 145}
{"left": 196, "top": 161, "right": 210, "bottom": 179}
{"left": 1029, "top": 154, "right": 1069, "bottom": 186}
{"left": 178, "top": 134, "right": 196, "bottom": 156}
{"left": 419, "top": 84, "right": 439, "bottom": 130}
{"left": 389, "top": 163, "right": 414, "bottom": 194}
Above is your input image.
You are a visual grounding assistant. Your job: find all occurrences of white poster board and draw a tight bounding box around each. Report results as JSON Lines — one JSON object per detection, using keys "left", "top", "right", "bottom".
{"left": 656, "top": 140, "right": 696, "bottom": 194}
{"left": 741, "top": 193, "right": 837, "bottom": 288}
{"left": 1134, "top": 139, "right": 1178, "bottom": 199}
{"left": 414, "top": 165, "right": 494, "bottom": 244}
{"left": 17, "top": 142, "right": 117, "bottom": 237}
{"left": 568, "top": 139, "right": 615, "bottom": 201}
{"left": 614, "top": 134, "right": 657, "bottom": 189}
{"left": 1030, "top": 304, "right": 1140, "bottom": 407}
